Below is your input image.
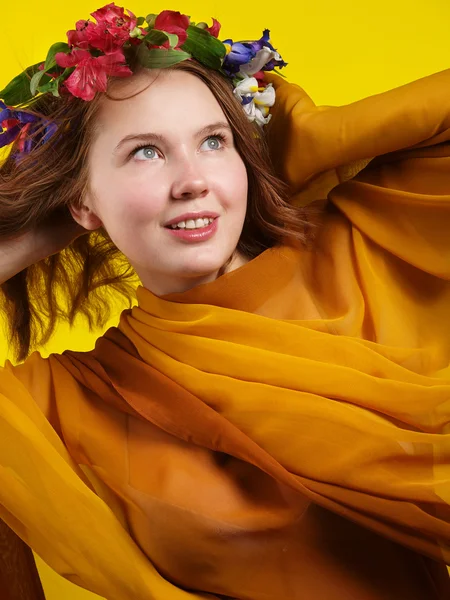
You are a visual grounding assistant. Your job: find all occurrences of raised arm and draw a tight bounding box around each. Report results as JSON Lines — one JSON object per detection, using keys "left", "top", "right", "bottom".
{"left": 266, "top": 68, "right": 450, "bottom": 203}
{"left": 266, "top": 69, "right": 450, "bottom": 279}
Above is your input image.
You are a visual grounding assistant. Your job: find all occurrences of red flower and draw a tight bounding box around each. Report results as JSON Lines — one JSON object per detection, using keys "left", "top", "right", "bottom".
{"left": 1, "top": 118, "right": 19, "bottom": 130}
{"left": 89, "top": 4, "right": 137, "bottom": 52}
{"left": 67, "top": 20, "right": 96, "bottom": 49}
{"left": 154, "top": 10, "right": 190, "bottom": 48}
{"left": 206, "top": 18, "right": 221, "bottom": 38}
{"left": 66, "top": 3, "right": 137, "bottom": 52}
{"left": 85, "top": 23, "right": 132, "bottom": 52}
{"left": 90, "top": 2, "right": 136, "bottom": 28}
{"left": 55, "top": 48, "right": 132, "bottom": 101}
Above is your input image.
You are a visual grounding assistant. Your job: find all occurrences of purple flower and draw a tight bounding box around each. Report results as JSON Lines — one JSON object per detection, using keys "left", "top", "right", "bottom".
{"left": 251, "top": 29, "right": 273, "bottom": 53}
{"left": 222, "top": 39, "right": 256, "bottom": 75}
{"left": 222, "top": 30, "right": 287, "bottom": 77}
{"left": 255, "top": 30, "right": 288, "bottom": 71}
{"left": 0, "top": 101, "right": 58, "bottom": 158}
{"left": 263, "top": 57, "right": 288, "bottom": 71}
{"left": 0, "top": 101, "right": 40, "bottom": 148}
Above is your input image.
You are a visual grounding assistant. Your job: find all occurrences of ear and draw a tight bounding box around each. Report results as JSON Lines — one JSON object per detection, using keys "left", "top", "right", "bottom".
{"left": 69, "top": 201, "right": 103, "bottom": 231}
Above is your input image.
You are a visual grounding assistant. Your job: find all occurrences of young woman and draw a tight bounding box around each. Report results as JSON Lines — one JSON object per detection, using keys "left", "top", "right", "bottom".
{"left": 0, "top": 4, "right": 449, "bottom": 599}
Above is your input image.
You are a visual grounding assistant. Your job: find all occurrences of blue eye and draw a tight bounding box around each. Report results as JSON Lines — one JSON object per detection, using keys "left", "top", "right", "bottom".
{"left": 129, "top": 133, "right": 227, "bottom": 160}
{"left": 131, "top": 145, "right": 159, "bottom": 161}
{"left": 201, "top": 134, "right": 226, "bottom": 151}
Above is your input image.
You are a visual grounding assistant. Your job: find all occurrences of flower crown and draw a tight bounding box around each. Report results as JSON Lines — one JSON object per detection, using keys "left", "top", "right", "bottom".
{"left": 0, "top": 3, "right": 287, "bottom": 158}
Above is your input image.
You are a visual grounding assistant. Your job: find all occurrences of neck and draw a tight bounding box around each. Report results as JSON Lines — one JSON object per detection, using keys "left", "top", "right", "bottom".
{"left": 139, "top": 251, "right": 250, "bottom": 297}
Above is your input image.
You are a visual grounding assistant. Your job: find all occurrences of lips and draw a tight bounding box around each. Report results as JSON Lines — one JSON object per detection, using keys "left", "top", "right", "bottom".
{"left": 166, "top": 215, "right": 219, "bottom": 243}
{"left": 164, "top": 211, "right": 219, "bottom": 227}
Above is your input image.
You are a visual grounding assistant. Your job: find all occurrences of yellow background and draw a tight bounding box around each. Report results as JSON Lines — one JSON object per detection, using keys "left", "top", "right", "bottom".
{"left": 1, "top": 1, "right": 449, "bottom": 597}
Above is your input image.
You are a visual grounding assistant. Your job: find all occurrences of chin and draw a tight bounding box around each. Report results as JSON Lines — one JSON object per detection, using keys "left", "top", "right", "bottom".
{"left": 178, "top": 258, "right": 226, "bottom": 279}
{"left": 180, "top": 246, "right": 235, "bottom": 272}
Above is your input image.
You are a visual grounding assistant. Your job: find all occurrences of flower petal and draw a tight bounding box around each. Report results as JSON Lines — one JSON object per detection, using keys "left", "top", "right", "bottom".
{"left": 96, "top": 50, "right": 132, "bottom": 76}
{"left": 0, "top": 106, "right": 13, "bottom": 122}
{"left": 95, "top": 49, "right": 126, "bottom": 66}
{"left": 243, "top": 100, "right": 257, "bottom": 121}
{"left": 62, "top": 50, "right": 132, "bottom": 101}
{"left": 14, "top": 108, "right": 41, "bottom": 124}
{"left": 91, "top": 2, "right": 135, "bottom": 27}
{"left": 253, "top": 84, "right": 276, "bottom": 107}
{"left": 239, "top": 47, "right": 275, "bottom": 76}
{"left": 108, "top": 63, "right": 133, "bottom": 77}
{"left": 55, "top": 48, "right": 90, "bottom": 68}
{"left": 234, "top": 76, "right": 259, "bottom": 96}
{"left": 254, "top": 105, "right": 271, "bottom": 126}
{"left": 154, "top": 10, "right": 190, "bottom": 34}
{"left": 0, "top": 125, "right": 21, "bottom": 148}
{"left": 67, "top": 20, "right": 95, "bottom": 49}
{"left": 63, "top": 62, "right": 104, "bottom": 101}
{"left": 206, "top": 18, "right": 221, "bottom": 38}
{"left": 263, "top": 56, "right": 288, "bottom": 71}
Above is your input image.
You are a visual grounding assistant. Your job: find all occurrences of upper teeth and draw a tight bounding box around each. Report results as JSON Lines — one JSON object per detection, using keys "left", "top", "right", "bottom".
{"left": 170, "top": 217, "right": 214, "bottom": 229}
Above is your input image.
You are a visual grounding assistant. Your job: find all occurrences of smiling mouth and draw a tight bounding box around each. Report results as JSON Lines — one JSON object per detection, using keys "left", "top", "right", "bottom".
{"left": 166, "top": 217, "right": 217, "bottom": 230}
{"left": 165, "top": 216, "right": 219, "bottom": 242}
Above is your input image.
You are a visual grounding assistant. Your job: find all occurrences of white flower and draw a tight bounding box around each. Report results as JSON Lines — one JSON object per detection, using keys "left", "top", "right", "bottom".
{"left": 253, "top": 84, "right": 275, "bottom": 108}
{"left": 242, "top": 99, "right": 272, "bottom": 127}
{"left": 233, "top": 76, "right": 259, "bottom": 99}
{"left": 233, "top": 76, "right": 275, "bottom": 127}
{"left": 239, "top": 47, "right": 283, "bottom": 77}
{"left": 254, "top": 105, "right": 272, "bottom": 126}
{"left": 242, "top": 101, "right": 256, "bottom": 120}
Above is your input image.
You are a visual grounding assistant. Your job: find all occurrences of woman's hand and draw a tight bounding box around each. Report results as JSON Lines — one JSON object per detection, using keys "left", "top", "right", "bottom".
{"left": 0, "top": 209, "right": 90, "bottom": 284}
{"left": 27, "top": 208, "right": 90, "bottom": 262}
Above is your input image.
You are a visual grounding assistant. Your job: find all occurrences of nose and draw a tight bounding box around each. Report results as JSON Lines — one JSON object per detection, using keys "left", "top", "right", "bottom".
{"left": 170, "top": 156, "right": 209, "bottom": 200}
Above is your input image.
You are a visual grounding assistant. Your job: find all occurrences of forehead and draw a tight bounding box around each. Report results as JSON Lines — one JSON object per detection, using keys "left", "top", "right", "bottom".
{"left": 96, "top": 69, "right": 225, "bottom": 136}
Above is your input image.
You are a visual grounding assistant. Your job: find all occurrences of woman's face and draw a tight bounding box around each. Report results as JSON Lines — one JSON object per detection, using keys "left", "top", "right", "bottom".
{"left": 71, "top": 69, "right": 249, "bottom": 295}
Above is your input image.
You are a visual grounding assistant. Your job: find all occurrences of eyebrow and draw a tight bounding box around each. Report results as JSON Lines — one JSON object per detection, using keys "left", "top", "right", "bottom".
{"left": 113, "top": 121, "right": 232, "bottom": 153}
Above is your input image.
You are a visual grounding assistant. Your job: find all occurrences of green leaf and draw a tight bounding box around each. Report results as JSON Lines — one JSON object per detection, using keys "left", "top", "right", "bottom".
{"left": 44, "top": 41, "right": 69, "bottom": 71}
{"left": 136, "top": 16, "right": 145, "bottom": 26}
{"left": 38, "top": 78, "right": 60, "bottom": 97}
{"left": 38, "top": 68, "right": 73, "bottom": 97}
{"left": 0, "top": 63, "right": 42, "bottom": 105}
{"left": 142, "top": 29, "right": 179, "bottom": 49}
{"left": 142, "top": 29, "right": 170, "bottom": 46}
{"left": 30, "top": 70, "right": 48, "bottom": 96}
{"left": 24, "top": 42, "right": 69, "bottom": 98}
{"left": 145, "top": 13, "right": 157, "bottom": 27}
{"left": 166, "top": 33, "right": 179, "bottom": 49}
{"left": 181, "top": 25, "right": 226, "bottom": 70}
{"left": 30, "top": 70, "right": 45, "bottom": 96}
{"left": 136, "top": 47, "right": 191, "bottom": 69}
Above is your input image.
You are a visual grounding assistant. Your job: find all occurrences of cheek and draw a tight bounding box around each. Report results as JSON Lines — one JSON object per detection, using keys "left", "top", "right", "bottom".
{"left": 217, "top": 157, "right": 248, "bottom": 208}
{"left": 99, "top": 180, "right": 166, "bottom": 227}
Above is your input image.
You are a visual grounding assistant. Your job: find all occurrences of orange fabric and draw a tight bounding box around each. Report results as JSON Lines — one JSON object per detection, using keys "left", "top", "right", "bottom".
{"left": 1, "top": 70, "right": 450, "bottom": 599}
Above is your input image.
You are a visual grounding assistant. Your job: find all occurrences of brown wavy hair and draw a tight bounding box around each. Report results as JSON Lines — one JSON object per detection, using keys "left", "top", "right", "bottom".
{"left": 0, "top": 60, "right": 313, "bottom": 363}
